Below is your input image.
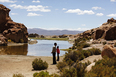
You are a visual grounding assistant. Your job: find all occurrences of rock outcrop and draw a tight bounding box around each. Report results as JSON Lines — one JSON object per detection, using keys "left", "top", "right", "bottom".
{"left": 0, "top": 4, "right": 28, "bottom": 44}
{"left": 77, "top": 18, "right": 116, "bottom": 40}
{"left": 0, "top": 34, "right": 7, "bottom": 46}
{"left": 101, "top": 45, "right": 116, "bottom": 58}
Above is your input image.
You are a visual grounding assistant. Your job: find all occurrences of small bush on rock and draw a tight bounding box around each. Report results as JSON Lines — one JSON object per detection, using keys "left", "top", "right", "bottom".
{"left": 88, "top": 48, "right": 101, "bottom": 55}
{"left": 56, "top": 61, "right": 68, "bottom": 71}
{"left": 60, "top": 68, "right": 77, "bottom": 77}
{"left": 33, "top": 71, "right": 50, "bottom": 77}
{"left": 102, "top": 41, "right": 107, "bottom": 45}
{"left": 32, "top": 58, "right": 48, "bottom": 70}
{"left": 33, "top": 71, "right": 59, "bottom": 77}
{"left": 82, "top": 43, "right": 90, "bottom": 48}
{"left": 13, "top": 74, "right": 24, "bottom": 77}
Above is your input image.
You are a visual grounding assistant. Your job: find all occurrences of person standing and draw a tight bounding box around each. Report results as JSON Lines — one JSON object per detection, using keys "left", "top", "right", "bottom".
{"left": 57, "top": 46, "right": 60, "bottom": 61}
{"left": 51, "top": 43, "right": 57, "bottom": 64}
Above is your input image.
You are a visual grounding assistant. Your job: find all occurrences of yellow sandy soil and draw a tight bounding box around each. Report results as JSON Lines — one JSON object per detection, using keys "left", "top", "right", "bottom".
{"left": 0, "top": 55, "right": 64, "bottom": 77}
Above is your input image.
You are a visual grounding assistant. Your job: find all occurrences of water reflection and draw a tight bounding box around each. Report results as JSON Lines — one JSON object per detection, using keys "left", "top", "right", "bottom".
{"left": 0, "top": 44, "right": 28, "bottom": 55}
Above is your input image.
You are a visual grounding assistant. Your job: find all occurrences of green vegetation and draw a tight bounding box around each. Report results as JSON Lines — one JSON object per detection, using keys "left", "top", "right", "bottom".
{"left": 56, "top": 46, "right": 101, "bottom": 77}
{"left": 86, "top": 56, "right": 116, "bottom": 77}
{"left": 33, "top": 71, "right": 59, "bottom": 77}
{"left": 60, "top": 68, "right": 77, "bottom": 77}
{"left": 72, "top": 37, "right": 91, "bottom": 50}
{"left": 58, "top": 61, "right": 91, "bottom": 77}
{"left": 63, "top": 48, "right": 101, "bottom": 64}
{"left": 60, "top": 49, "right": 72, "bottom": 51}
{"left": 102, "top": 41, "right": 107, "bottom": 45}
{"left": 32, "top": 58, "right": 48, "bottom": 70}
{"left": 29, "top": 37, "right": 68, "bottom": 41}
{"left": 13, "top": 74, "right": 24, "bottom": 77}
{"left": 56, "top": 62, "right": 68, "bottom": 71}
{"left": 20, "top": 39, "right": 24, "bottom": 43}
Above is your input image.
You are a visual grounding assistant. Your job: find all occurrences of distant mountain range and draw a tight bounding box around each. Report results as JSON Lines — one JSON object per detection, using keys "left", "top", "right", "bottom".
{"left": 28, "top": 28, "right": 83, "bottom": 35}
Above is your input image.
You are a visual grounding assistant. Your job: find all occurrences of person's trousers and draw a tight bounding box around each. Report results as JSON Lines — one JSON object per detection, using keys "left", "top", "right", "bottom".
{"left": 57, "top": 53, "right": 59, "bottom": 61}
{"left": 53, "top": 52, "right": 56, "bottom": 64}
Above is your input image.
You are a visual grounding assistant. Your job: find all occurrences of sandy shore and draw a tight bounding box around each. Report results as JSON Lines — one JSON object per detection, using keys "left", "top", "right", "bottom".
{"left": 0, "top": 55, "right": 64, "bottom": 77}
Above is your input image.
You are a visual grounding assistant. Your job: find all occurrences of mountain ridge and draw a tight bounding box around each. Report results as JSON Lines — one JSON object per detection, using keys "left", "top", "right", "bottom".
{"left": 28, "top": 28, "right": 83, "bottom": 35}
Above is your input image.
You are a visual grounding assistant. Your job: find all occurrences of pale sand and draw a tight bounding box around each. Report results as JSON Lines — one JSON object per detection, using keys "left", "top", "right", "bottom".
{"left": 0, "top": 55, "right": 64, "bottom": 77}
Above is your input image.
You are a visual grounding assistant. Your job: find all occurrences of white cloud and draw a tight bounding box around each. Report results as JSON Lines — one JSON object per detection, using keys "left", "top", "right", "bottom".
{"left": 11, "top": 13, "right": 18, "bottom": 15}
{"left": 27, "top": 13, "right": 42, "bottom": 16}
{"left": 107, "top": 13, "right": 116, "bottom": 17}
{"left": 9, "top": 4, "right": 51, "bottom": 12}
{"left": 66, "top": 9, "right": 95, "bottom": 15}
{"left": 92, "top": 7, "right": 103, "bottom": 10}
{"left": 96, "top": 13, "right": 104, "bottom": 16}
{"left": 62, "top": 8, "right": 67, "bottom": 10}
{"left": 0, "top": 0, "right": 17, "bottom": 3}
{"left": 110, "top": 0, "right": 116, "bottom": 2}
{"left": 32, "top": 0, "right": 40, "bottom": 3}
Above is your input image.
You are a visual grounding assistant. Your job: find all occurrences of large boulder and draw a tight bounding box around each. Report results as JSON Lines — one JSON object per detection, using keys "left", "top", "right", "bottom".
{"left": 0, "top": 4, "right": 11, "bottom": 25}
{"left": 0, "top": 4, "right": 28, "bottom": 43}
{"left": 101, "top": 45, "right": 116, "bottom": 58}
{"left": 105, "top": 26, "right": 116, "bottom": 40}
{"left": 94, "top": 29, "right": 105, "bottom": 39}
{"left": 0, "top": 34, "right": 7, "bottom": 46}
{"left": 107, "top": 18, "right": 116, "bottom": 23}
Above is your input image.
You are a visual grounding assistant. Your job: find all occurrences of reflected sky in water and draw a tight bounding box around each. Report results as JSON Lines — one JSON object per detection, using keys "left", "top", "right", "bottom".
{"left": 0, "top": 40, "right": 72, "bottom": 56}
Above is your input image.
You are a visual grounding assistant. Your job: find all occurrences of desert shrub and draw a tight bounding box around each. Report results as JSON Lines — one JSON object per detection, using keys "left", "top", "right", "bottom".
{"left": 76, "top": 63, "right": 87, "bottom": 77}
{"left": 82, "top": 50, "right": 91, "bottom": 58}
{"left": 86, "top": 56, "right": 116, "bottom": 77}
{"left": 102, "top": 41, "right": 107, "bottom": 45}
{"left": 114, "top": 43, "right": 116, "bottom": 47}
{"left": 63, "top": 51, "right": 78, "bottom": 62}
{"left": 13, "top": 74, "right": 24, "bottom": 77}
{"left": 32, "top": 58, "right": 48, "bottom": 70}
{"left": 82, "top": 43, "right": 90, "bottom": 48}
{"left": 93, "top": 59, "right": 97, "bottom": 62}
{"left": 72, "top": 37, "right": 91, "bottom": 50}
{"left": 63, "top": 51, "right": 85, "bottom": 64}
{"left": 50, "top": 73, "right": 60, "bottom": 77}
{"left": 33, "top": 71, "right": 50, "bottom": 77}
{"left": 84, "top": 60, "right": 91, "bottom": 66}
{"left": 60, "top": 62, "right": 87, "bottom": 77}
{"left": 33, "top": 71, "right": 59, "bottom": 77}
{"left": 56, "top": 61, "right": 68, "bottom": 71}
{"left": 60, "top": 68, "right": 77, "bottom": 77}
{"left": 88, "top": 48, "right": 101, "bottom": 55}
{"left": 20, "top": 39, "right": 24, "bottom": 43}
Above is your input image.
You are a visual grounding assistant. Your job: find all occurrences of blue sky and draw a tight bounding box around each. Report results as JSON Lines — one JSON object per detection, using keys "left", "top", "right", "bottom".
{"left": 1, "top": 0, "right": 116, "bottom": 31}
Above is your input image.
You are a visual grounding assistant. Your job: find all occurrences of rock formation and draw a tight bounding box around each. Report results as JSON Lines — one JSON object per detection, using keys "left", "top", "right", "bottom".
{"left": 101, "top": 45, "right": 116, "bottom": 58}
{"left": 77, "top": 18, "right": 116, "bottom": 40}
{"left": 0, "top": 34, "right": 7, "bottom": 46}
{"left": 0, "top": 4, "right": 28, "bottom": 44}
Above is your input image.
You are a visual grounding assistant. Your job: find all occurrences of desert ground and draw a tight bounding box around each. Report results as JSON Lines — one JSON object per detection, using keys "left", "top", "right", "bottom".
{"left": 0, "top": 55, "right": 64, "bottom": 77}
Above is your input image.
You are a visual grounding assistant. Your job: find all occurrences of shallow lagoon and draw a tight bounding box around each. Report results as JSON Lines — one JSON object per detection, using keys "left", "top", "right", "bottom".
{"left": 0, "top": 40, "right": 72, "bottom": 56}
